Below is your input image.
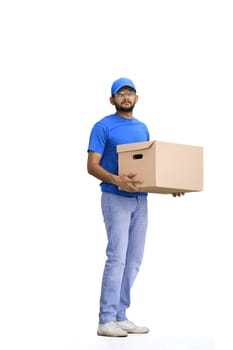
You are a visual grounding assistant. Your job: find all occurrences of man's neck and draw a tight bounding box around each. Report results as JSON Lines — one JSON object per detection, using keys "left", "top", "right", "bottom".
{"left": 115, "top": 111, "right": 133, "bottom": 119}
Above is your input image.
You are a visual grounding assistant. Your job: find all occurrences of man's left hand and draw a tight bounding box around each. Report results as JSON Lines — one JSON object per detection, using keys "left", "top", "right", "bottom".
{"left": 172, "top": 192, "right": 185, "bottom": 197}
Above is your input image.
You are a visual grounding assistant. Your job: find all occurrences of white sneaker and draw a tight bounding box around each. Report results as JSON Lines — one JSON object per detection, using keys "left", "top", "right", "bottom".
{"left": 97, "top": 321, "right": 128, "bottom": 337}
{"left": 117, "top": 320, "right": 149, "bottom": 334}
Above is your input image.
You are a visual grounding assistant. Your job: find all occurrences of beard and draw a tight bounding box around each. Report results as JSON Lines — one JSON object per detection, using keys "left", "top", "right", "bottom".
{"left": 115, "top": 101, "right": 136, "bottom": 113}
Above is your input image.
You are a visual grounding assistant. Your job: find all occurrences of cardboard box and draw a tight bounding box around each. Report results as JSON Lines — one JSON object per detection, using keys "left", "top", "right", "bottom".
{"left": 117, "top": 140, "right": 203, "bottom": 194}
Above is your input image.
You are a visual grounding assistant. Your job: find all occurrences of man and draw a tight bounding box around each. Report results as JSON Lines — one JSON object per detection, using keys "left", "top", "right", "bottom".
{"left": 87, "top": 77, "right": 182, "bottom": 337}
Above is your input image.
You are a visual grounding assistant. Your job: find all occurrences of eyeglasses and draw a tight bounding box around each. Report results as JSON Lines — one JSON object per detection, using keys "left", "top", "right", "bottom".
{"left": 115, "top": 91, "right": 136, "bottom": 98}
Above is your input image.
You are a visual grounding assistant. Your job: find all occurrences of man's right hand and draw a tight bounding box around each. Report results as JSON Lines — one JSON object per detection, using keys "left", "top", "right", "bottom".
{"left": 117, "top": 172, "right": 144, "bottom": 192}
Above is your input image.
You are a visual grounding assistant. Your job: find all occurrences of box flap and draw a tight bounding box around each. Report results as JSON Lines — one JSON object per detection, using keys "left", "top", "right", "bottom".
{"left": 117, "top": 140, "right": 155, "bottom": 153}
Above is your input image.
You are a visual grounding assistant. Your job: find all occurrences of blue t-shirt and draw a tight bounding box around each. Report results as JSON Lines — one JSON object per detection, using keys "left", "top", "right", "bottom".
{"left": 87, "top": 113, "right": 150, "bottom": 197}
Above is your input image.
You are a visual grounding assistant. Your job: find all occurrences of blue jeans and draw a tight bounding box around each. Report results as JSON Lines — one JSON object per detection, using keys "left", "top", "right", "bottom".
{"left": 99, "top": 192, "right": 148, "bottom": 323}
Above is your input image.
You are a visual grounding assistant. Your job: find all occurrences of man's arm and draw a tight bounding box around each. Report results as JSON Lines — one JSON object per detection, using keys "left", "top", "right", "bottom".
{"left": 87, "top": 151, "right": 143, "bottom": 192}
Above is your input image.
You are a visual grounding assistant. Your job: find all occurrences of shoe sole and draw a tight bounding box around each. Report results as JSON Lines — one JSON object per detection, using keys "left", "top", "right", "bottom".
{"left": 126, "top": 329, "right": 149, "bottom": 334}
{"left": 97, "top": 332, "right": 128, "bottom": 337}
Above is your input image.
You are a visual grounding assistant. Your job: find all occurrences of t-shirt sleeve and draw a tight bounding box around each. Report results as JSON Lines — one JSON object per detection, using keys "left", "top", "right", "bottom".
{"left": 146, "top": 127, "right": 150, "bottom": 141}
{"left": 87, "top": 122, "right": 108, "bottom": 154}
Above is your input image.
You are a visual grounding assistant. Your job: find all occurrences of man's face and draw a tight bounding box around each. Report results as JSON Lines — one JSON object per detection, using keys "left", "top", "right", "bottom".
{"left": 112, "top": 87, "right": 138, "bottom": 113}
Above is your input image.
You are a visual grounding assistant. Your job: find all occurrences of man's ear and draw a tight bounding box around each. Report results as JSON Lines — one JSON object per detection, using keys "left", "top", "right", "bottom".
{"left": 109, "top": 96, "right": 115, "bottom": 105}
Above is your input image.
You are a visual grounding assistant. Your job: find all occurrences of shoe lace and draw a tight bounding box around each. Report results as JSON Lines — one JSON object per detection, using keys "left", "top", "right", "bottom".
{"left": 123, "top": 320, "right": 136, "bottom": 327}
{"left": 110, "top": 322, "right": 123, "bottom": 329}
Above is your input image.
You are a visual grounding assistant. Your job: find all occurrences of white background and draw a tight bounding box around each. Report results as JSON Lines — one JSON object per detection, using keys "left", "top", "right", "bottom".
{"left": 0, "top": 1, "right": 233, "bottom": 349}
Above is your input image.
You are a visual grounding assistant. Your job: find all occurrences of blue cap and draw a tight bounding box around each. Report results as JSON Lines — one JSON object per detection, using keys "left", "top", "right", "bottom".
{"left": 111, "top": 77, "right": 136, "bottom": 96}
